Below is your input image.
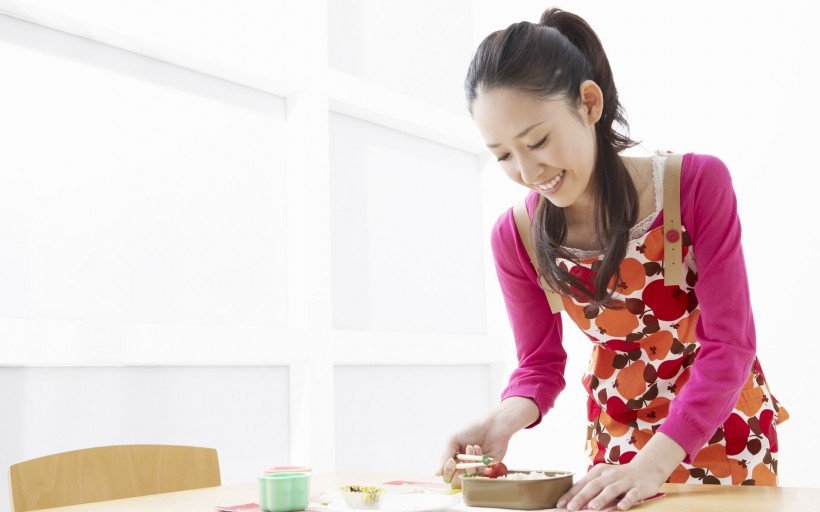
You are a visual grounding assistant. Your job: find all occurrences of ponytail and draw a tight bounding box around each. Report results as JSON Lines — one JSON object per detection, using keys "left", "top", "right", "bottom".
{"left": 539, "top": 8, "right": 633, "bottom": 151}
{"left": 466, "top": 8, "right": 639, "bottom": 307}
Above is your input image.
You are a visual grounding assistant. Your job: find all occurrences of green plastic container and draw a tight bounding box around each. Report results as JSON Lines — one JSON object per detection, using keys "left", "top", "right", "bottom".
{"left": 258, "top": 472, "right": 310, "bottom": 512}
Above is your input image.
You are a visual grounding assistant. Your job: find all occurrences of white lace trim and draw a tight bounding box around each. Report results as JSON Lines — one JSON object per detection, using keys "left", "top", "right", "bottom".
{"left": 562, "top": 153, "right": 665, "bottom": 259}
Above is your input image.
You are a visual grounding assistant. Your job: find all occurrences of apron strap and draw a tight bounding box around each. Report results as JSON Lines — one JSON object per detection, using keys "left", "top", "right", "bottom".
{"left": 662, "top": 154, "right": 684, "bottom": 287}
{"left": 512, "top": 201, "right": 565, "bottom": 313}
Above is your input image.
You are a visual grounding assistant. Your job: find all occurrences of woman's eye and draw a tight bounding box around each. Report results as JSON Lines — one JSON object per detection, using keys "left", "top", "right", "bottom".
{"left": 496, "top": 153, "right": 511, "bottom": 162}
{"left": 527, "top": 136, "right": 548, "bottom": 150}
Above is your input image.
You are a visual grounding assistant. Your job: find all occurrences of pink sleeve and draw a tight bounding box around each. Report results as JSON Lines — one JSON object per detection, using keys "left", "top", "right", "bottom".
{"left": 656, "top": 154, "right": 757, "bottom": 462}
{"left": 491, "top": 201, "right": 566, "bottom": 426}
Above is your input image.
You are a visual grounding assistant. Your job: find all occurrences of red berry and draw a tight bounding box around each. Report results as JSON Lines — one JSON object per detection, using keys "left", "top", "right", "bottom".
{"left": 483, "top": 462, "right": 508, "bottom": 478}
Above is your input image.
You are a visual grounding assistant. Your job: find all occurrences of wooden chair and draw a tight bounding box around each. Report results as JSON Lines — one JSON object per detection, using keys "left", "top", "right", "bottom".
{"left": 8, "top": 444, "right": 221, "bottom": 512}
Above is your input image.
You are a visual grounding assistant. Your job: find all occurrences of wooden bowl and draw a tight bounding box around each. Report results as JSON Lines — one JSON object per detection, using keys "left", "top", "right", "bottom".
{"left": 460, "top": 470, "right": 573, "bottom": 510}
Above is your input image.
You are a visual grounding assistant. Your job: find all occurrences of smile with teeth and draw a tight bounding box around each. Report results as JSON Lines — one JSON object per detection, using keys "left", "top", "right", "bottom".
{"left": 535, "top": 170, "right": 566, "bottom": 192}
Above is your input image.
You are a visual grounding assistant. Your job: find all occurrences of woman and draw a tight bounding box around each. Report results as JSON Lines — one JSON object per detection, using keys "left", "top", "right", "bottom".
{"left": 437, "top": 7, "right": 787, "bottom": 511}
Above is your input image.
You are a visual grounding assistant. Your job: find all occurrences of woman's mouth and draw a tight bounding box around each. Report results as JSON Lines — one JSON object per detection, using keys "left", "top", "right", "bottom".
{"left": 535, "top": 170, "right": 566, "bottom": 195}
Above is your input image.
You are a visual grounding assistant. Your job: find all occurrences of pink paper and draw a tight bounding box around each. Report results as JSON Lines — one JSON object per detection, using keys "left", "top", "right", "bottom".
{"left": 215, "top": 504, "right": 264, "bottom": 512}
{"left": 555, "top": 492, "right": 665, "bottom": 512}
{"left": 382, "top": 480, "right": 452, "bottom": 489}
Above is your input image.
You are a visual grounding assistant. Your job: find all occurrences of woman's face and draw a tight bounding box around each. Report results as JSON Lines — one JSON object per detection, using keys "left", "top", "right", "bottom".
{"left": 471, "top": 86, "right": 599, "bottom": 210}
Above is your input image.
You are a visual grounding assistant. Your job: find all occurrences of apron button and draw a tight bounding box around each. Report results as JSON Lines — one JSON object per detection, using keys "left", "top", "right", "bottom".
{"left": 666, "top": 229, "right": 680, "bottom": 243}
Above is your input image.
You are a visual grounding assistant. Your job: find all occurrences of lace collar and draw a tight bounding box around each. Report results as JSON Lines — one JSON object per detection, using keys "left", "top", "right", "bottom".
{"left": 562, "top": 153, "right": 665, "bottom": 259}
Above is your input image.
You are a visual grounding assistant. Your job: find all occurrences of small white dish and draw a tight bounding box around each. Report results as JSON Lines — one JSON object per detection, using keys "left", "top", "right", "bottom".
{"left": 325, "top": 493, "right": 459, "bottom": 512}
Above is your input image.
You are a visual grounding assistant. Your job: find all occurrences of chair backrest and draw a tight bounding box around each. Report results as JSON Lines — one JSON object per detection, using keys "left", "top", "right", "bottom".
{"left": 8, "top": 444, "right": 221, "bottom": 512}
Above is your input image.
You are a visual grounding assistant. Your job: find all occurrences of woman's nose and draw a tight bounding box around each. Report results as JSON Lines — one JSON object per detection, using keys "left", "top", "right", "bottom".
{"left": 515, "top": 153, "right": 542, "bottom": 184}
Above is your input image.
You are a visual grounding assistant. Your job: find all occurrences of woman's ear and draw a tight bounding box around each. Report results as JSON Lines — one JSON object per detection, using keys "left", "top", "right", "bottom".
{"left": 579, "top": 80, "right": 604, "bottom": 124}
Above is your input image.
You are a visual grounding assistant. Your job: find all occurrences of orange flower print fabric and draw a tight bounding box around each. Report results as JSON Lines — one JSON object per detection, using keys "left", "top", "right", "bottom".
{"left": 560, "top": 226, "right": 788, "bottom": 485}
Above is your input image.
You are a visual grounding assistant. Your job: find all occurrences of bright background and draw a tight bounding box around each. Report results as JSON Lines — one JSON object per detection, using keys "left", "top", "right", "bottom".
{"left": 1, "top": 1, "right": 818, "bottom": 510}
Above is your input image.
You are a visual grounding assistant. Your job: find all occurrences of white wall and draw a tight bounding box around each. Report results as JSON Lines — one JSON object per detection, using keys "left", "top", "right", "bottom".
{"left": 0, "top": 2, "right": 497, "bottom": 511}
{"left": 328, "top": 0, "right": 475, "bottom": 114}
{"left": 0, "top": 366, "right": 291, "bottom": 483}
{"left": 329, "top": 113, "right": 485, "bottom": 334}
{"left": 0, "top": 3, "right": 818, "bottom": 512}
{"left": 0, "top": 22, "right": 289, "bottom": 326}
{"left": 0, "top": 8, "right": 297, "bottom": 510}
{"left": 334, "top": 365, "right": 493, "bottom": 473}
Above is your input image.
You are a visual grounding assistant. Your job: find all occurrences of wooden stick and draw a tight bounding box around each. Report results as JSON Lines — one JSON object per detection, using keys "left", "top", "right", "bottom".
{"left": 454, "top": 462, "right": 486, "bottom": 469}
{"left": 456, "top": 454, "right": 493, "bottom": 464}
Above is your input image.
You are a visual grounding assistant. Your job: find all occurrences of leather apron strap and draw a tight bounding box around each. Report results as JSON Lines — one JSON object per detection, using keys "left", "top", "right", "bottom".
{"left": 662, "top": 154, "right": 684, "bottom": 287}
{"left": 512, "top": 201, "right": 565, "bottom": 313}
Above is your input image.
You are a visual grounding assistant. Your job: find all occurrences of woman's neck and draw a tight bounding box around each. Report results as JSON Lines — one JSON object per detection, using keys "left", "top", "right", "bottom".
{"left": 560, "top": 155, "right": 655, "bottom": 250}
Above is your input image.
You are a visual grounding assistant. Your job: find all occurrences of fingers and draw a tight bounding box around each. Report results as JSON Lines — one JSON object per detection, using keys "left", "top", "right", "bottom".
{"left": 615, "top": 488, "right": 642, "bottom": 511}
{"left": 558, "top": 465, "right": 627, "bottom": 512}
{"left": 438, "top": 436, "right": 461, "bottom": 474}
{"left": 562, "top": 479, "right": 611, "bottom": 511}
{"left": 557, "top": 466, "right": 650, "bottom": 512}
{"left": 439, "top": 457, "right": 456, "bottom": 485}
{"left": 583, "top": 482, "right": 629, "bottom": 511}
{"left": 557, "top": 464, "right": 603, "bottom": 509}
{"left": 463, "top": 445, "right": 483, "bottom": 476}
{"left": 441, "top": 443, "right": 484, "bottom": 489}
{"left": 438, "top": 434, "right": 466, "bottom": 484}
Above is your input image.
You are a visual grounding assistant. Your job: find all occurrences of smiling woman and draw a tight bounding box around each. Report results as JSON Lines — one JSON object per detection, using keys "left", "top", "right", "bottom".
{"left": 0, "top": 2, "right": 815, "bottom": 511}
{"left": 437, "top": 7, "right": 789, "bottom": 512}
{"left": 473, "top": 89, "right": 598, "bottom": 211}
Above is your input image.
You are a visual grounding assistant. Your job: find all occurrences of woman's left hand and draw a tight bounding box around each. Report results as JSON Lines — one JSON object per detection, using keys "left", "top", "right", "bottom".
{"left": 556, "top": 433, "right": 685, "bottom": 511}
{"left": 555, "top": 461, "right": 665, "bottom": 511}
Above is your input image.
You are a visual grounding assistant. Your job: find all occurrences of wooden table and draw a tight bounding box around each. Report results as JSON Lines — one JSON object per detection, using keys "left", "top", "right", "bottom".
{"left": 31, "top": 472, "right": 820, "bottom": 512}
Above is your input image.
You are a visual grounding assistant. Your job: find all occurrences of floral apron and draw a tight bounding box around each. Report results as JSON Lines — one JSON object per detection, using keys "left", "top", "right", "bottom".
{"left": 558, "top": 225, "right": 788, "bottom": 485}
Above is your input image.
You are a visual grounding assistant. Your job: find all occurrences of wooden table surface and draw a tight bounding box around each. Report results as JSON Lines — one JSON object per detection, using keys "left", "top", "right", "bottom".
{"left": 32, "top": 471, "right": 820, "bottom": 512}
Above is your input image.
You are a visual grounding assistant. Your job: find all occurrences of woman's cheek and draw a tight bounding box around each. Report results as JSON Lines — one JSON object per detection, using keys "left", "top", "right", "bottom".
{"left": 501, "top": 164, "right": 523, "bottom": 184}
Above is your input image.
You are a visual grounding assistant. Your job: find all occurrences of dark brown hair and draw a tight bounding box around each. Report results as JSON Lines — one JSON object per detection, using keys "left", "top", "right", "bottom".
{"left": 465, "top": 7, "right": 638, "bottom": 307}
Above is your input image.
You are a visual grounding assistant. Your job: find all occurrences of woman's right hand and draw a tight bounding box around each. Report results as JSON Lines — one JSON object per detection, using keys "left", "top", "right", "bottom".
{"left": 436, "top": 420, "right": 511, "bottom": 488}
{"left": 436, "top": 397, "right": 540, "bottom": 488}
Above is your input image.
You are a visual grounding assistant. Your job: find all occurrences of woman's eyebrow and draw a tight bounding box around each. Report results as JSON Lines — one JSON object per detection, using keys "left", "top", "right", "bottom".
{"left": 487, "top": 121, "right": 545, "bottom": 148}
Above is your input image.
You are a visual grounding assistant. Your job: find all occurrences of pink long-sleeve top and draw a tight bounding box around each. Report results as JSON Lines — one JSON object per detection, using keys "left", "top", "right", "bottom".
{"left": 492, "top": 153, "right": 756, "bottom": 461}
